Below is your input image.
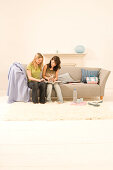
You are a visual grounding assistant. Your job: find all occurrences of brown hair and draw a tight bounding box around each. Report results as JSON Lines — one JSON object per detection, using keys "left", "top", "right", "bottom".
{"left": 31, "top": 53, "right": 43, "bottom": 70}
{"left": 48, "top": 56, "right": 61, "bottom": 71}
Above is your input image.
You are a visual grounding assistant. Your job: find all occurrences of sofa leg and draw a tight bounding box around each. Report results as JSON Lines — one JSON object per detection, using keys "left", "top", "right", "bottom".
{"left": 100, "top": 96, "right": 103, "bottom": 100}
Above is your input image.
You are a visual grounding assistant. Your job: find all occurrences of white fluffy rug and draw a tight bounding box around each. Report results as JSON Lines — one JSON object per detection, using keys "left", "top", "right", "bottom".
{"left": 0, "top": 96, "right": 113, "bottom": 121}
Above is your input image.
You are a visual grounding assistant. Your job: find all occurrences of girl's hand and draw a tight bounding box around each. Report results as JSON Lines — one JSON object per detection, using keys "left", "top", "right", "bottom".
{"left": 46, "top": 77, "right": 50, "bottom": 81}
{"left": 49, "top": 75, "right": 54, "bottom": 82}
{"left": 53, "top": 78, "right": 57, "bottom": 82}
{"left": 38, "top": 78, "right": 44, "bottom": 82}
{"left": 40, "top": 78, "right": 44, "bottom": 82}
{"left": 48, "top": 77, "right": 54, "bottom": 82}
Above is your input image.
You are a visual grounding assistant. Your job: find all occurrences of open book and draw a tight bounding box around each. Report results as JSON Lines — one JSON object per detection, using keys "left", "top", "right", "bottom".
{"left": 44, "top": 80, "right": 61, "bottom": 84}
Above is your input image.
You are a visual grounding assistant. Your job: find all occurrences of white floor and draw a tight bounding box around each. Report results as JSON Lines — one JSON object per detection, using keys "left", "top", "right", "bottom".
{"left": 0, "top": 96, "right": 113, "bottom": 121}
{"left": 0, "top": 120, "right": 113, "bottom": 170}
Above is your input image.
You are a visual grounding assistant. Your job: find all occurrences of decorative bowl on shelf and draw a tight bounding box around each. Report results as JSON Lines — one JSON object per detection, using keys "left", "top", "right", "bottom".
{"left": 75, "top": 45, "right": 85, "bottom": 53}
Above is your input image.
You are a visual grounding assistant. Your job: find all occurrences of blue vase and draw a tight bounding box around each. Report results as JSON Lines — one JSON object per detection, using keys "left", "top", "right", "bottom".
{"left": 75, "top": 45, "right": 85, "bottom": 53}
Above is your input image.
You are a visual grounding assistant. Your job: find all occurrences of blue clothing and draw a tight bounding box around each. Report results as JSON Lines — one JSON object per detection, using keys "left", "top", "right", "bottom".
{"left": 7, "top": 62, "right": 30, "bottom": 103}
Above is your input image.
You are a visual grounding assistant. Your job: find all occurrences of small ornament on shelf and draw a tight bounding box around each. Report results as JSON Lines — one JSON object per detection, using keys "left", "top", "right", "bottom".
{"left": 75, "top": 45, "right": 85, "bottom": 54}
{"left": 56, "top": 50, "right": 59, "bottom": 54}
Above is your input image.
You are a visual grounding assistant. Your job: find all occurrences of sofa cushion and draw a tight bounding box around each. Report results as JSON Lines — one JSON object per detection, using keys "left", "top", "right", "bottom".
{"left": 81, "top": 69, "right": 99, "bottom": 83}
{"left": 59, "top": 83, "right": 100, "bottom": 98}
{"left": 58, "top": 73, "right": 74, "bottom": 83}
{"left": 59, "top": 65, "right": 82, "bottom": 81}
{"left": 86, "top": 77, "right": 98, "bottom": 84}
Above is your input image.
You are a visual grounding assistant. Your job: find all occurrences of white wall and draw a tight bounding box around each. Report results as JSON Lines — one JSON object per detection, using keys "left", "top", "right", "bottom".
{"left": 0, "top": 0, "right": 113, "bottom": 98}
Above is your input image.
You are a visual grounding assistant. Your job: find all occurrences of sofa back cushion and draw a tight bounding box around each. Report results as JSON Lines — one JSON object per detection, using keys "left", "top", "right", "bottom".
{"left": 59, "top": 65, "right": 82, "bottom": 81}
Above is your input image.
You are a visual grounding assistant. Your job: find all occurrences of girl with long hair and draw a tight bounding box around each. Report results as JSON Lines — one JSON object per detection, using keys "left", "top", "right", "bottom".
{"left": 42, "top": 56, "right": 63, "bottom": 103}
{"left": 27, "top": 53, "right": 46, "bottom": 104}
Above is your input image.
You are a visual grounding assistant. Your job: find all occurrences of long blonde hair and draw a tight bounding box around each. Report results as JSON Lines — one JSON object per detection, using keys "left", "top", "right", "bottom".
{"left": 31, "top": 53, "right": 43, "bottom": 70}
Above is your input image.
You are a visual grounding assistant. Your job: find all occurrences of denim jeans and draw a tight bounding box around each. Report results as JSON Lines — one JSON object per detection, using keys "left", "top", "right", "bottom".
{"left": 47, "top": 82, "right": 63, "bottom": 103}
{"left": 28, "top": 81, "right": 46, "bottom": 103}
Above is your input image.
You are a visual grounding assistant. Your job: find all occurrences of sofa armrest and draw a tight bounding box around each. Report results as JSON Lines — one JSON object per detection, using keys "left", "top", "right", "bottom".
{"left": 99, "top": 68, "right": 111, "bottom": 96}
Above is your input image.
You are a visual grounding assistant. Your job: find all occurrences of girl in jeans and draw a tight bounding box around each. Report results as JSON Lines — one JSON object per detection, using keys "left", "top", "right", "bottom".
{"left": 27, "top": 53, "right": 46, "bottom": 104}
{"left": 42, "top": 56, "right": 63, "bottom": 103}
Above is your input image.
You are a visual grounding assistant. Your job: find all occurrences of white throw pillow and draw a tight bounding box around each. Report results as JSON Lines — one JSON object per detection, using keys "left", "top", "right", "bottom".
{"left": 58, "top": 73, "right": 74, "bottom": 83}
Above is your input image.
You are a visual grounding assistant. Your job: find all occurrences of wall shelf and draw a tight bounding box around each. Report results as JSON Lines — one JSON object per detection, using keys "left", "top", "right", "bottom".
{"left": 43, "top": 53, "right": 87, "bottom": 66}
{"left": 43, "top": 53, "right": 86, "bottom": 57}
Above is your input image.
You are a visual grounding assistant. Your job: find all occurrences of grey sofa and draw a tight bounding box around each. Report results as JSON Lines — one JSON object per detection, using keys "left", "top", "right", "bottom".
{"left": 58, "top": 65, "right": 110, "bottom": 100}
{"left": 23, "top": 64, "right": 110, "bottom": 100}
